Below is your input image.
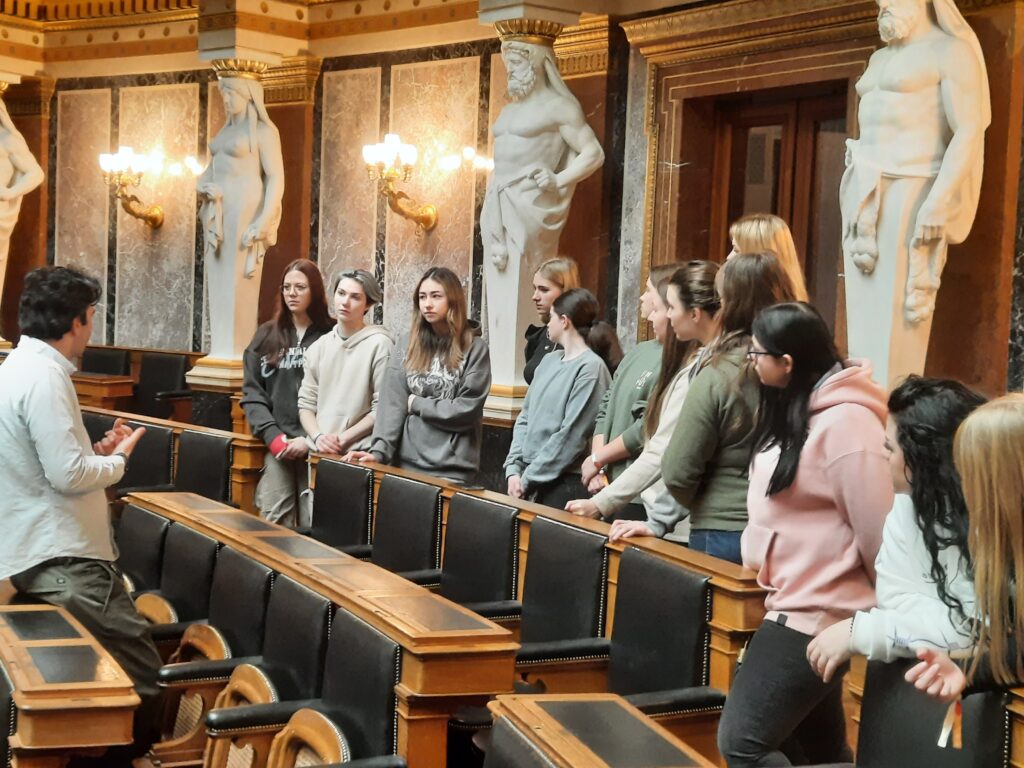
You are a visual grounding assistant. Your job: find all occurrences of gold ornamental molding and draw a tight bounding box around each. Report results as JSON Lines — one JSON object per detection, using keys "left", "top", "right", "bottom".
{"left": 198, "top": 10, "right": 308, "bottom": 40}
{"left": 307, "top": 2, "right": 476, "bottom": 39}
{"left": 211, "top": 57, "right": 269, "bottom": 80}
{"left": 554, "top": 15, "right": 609, "bottom": 79}
{"left": 262, "top": 55, "right": 321, "bottom": 103}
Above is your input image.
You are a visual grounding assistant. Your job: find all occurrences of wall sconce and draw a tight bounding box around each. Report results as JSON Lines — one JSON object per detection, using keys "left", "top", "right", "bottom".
{"left": 98, "top": 146, "right": 203, "bottom": 229}
{"left": 362, "top": 133, "right": 437, "bottom": 233}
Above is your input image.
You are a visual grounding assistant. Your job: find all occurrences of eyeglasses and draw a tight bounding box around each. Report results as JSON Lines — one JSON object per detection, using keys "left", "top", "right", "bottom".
{"left": 747, "top": 345, "right": 775, "bottom": 359}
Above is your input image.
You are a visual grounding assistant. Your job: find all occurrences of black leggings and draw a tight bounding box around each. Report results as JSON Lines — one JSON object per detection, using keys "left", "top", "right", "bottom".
{"left": 717, "top": 618, "right": 853, "bottom": 767}
{"left": 530, "top": 473, "right": 588, "bottom": 510}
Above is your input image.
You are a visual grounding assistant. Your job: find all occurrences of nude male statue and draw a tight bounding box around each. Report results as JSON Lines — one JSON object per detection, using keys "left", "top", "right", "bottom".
{"left": 0, "top": 95, "right": 45, "bottom": 332}
{"left": 840, "top": 0, "right": 989, "bottom": 384}
{"left": 480, "top": 39, "right": 605, "bottom": 273}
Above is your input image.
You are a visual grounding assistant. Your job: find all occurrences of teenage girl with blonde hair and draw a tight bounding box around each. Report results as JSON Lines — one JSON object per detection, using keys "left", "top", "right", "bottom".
{"left": 525, "top": 256, "right": 581, "bottom": 383}
{"left": 729, "top": 214, "right": 809, "bottom": 302}
{"left": 906, "top": 394, "right": 1024, "bottom": 700}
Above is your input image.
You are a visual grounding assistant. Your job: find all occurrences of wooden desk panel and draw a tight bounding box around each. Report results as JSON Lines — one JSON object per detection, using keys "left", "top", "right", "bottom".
{"left": 488, "top": 694, "right": 716, "bottom": 768}
{"left": 0, "top": 605, "right": 140, "bottom": 767}
{"left": 125, "top": 492, "right": 517, "bottom": 768}
{"left": 71, "top": 372, "right": 134, "bottom": 410}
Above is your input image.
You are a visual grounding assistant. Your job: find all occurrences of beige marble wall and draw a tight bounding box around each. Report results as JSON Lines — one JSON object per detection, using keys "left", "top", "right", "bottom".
{"left": 383, "top": 56, "right": 480, "bottom": 334}
{"left": 114, "top": 83, "right": 199, "bottom": 349}
{"left": 319, "top": 68, "right": 382, "bottom": 283}
{"left": 55, "top": 89, "right": 112, "bottom": 344}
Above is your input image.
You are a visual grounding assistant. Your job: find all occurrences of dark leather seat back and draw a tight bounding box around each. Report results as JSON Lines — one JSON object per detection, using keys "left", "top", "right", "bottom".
{"left": 520, "top": 517, "right": 608, "bottom": 644}
{"left": 82, "top": 411, "right": 115, "bottom": 445}
{"left": 175, "top": 429, "right": 233, "bottom": 503}
{"left": 440, "top": 494, "right": 519, "bottom": 604}
{"left": 370, "top": 475, "right": 441, "bottom": 574}
{"left": 135, "top": 352, "right": 189, "bottom": 419}
{"left": 0, "top": 652, "right": 15, "bottom": 768}
{"left": 855, "top": 659, "right": 1008, "bottom": 768}
{"left": 310, "top": 459, "right": 374, "bottom": 548}
{"left": 608, "top": 547, "right": 712, "bottom": 695}
{"left": 81, "top": 347, "right": 131, "bottom": 376}
{"left": 119, "top": 422, "right": 174, "bottom": 491}
{"left": 260, "top": 576, "right": 331, "bottom": 700}
{"left": 157, "top": 525, "right": 219, "bottom": 621}
{"left": 115, "top": 504, "right": 172, "bottom": 591}
{"left": 207, "top": 547, "right": 274, "bottom": 657}
{"left": 321, "top": 608, "right": 401, "bottom": 759}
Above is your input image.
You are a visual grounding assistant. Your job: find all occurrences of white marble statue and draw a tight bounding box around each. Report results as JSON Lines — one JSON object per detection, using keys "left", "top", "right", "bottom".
{"left": 198, "top": 74, "right": 284, "bottom": 362}
{"left": 479, "top": 36, "right": 604, "bottom": 399}
{"left": 840, "top": 0, "right": 989, "bottom": 384}
{"left": 0, "top": 95, "right": 45, "bottom": 337}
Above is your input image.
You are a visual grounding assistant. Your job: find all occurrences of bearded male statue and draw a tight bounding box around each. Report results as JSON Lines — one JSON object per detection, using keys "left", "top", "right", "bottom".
{"left": 840, "top": 0, "right": 989, "bottom": 385}
{"left": 480, "top": 22, "right": 605, "bottom": 403}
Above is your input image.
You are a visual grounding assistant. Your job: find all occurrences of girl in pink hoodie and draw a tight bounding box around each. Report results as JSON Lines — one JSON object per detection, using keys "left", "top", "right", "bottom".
{"left": 717, "top": 302, "right": 892, "bottom": 767}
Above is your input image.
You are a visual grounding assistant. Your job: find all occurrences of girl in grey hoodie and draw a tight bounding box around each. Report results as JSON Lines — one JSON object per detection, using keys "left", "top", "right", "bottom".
{"left": 346, "top": 267, "right": 491, "bottom": 485}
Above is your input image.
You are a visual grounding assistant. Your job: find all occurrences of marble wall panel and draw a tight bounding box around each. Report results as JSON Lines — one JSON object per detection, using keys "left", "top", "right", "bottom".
{"left": 114, "top": 84, "right": 199, "bottom": 349}
{"left": 616, "top": 47, "right": 650, "bottom": 351}
{"left": 55, "top": 89, "right": 112, "bottom": 344}
{"left": 318, "top": 68, "right": 382, "bottom": 282}
{"left": 384, "top": 57, "right": 480, "bottom": 334}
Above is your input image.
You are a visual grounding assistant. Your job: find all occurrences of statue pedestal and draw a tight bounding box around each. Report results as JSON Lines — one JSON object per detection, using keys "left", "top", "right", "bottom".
{"left": 186, "top": 357, "right": 249, "bottom": 433}
{"left": 482, "top": 237, "right": 541, "bottom": 426}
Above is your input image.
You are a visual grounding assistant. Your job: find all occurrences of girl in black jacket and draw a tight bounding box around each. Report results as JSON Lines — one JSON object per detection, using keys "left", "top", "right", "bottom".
{"left": 240, "top": 259, "right": 332, "bottom": 526}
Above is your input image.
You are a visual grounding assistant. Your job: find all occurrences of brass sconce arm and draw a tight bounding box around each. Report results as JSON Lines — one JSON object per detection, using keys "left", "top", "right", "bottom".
{"left": 103, "top": 171, "right": 164, "bottom": 229}
{"left": 381, "top": 177, "right": 437, "bottom": 232}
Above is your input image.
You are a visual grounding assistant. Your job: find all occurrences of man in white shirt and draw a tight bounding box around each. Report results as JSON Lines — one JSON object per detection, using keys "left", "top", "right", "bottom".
{"left": 0, "top": 266, "right": 158, "bottom": 762}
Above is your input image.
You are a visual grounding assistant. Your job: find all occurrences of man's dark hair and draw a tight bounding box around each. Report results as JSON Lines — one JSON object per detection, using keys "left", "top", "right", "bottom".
{"left": 19, "top": 266, "right": 102, "bottom": 341}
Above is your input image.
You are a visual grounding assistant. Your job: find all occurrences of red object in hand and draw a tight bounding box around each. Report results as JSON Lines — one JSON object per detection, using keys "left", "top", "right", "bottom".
{"left": 269, "top": 434, "right": 289, "bottom": 458}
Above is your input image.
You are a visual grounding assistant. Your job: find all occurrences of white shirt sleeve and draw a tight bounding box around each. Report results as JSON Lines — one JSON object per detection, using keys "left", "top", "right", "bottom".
{"left": 24, "top": 367, "right": 124, "bottom": 495}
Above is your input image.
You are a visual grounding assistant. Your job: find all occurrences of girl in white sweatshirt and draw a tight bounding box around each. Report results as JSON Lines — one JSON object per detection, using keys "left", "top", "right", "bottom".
{"left": 807, "top": 376, "right": 986, "bottom": 681}
{"left": 298, "top": 269, "right": 393, "bottom": 456}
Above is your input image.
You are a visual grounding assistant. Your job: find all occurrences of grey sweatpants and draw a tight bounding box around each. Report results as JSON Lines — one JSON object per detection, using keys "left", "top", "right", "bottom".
{"left": 255, "top": 451, "right": 311, "bottom": 528}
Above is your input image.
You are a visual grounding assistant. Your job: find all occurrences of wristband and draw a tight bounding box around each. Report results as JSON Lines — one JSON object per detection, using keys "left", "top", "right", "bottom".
{"left": 269, "top": 434, "right": 289, "bottom": 456}
{"left": 312, "top": 433, "right": 323, "bottom": 446}
{"left": 114, "top": 451, "right": 129, "bottom": 469}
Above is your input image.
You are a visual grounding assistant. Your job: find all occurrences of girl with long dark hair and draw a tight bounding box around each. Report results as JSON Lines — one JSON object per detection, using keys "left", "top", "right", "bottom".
{"left": 716, "top": 302, "right": 891, "bottom": 767}
{"left": 904, "top": 394, "right": 1024, "bottom": 702}
{"left": 566, "top": 261, "right": 717, "bottom": 528}
{"left": 610, "top": 252, "right": 796, "bottom": 564}
{"left": 504, "top": 288, "right": 618, "bottom": 508}
{"left": 578, "top": 263, "right": 681, "bottom": 521}
{"left": 806, "top": 377, "right": 985, "bottom": 681}
{"left": 346, "top": 267, "right": 491, "bottom": 484}
{"left": 241, "top": 258, "right": 333, "bottom": 526}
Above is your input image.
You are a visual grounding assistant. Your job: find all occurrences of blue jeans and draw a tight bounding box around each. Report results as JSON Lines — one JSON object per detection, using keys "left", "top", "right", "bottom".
{"left": 688, "top": 529, "right": 743, "bottom": 565}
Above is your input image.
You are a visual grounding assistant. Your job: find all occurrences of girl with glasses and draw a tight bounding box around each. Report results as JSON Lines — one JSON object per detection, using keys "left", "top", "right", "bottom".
{"left": 241, "top": 259, "right": 332, "bottom": 527}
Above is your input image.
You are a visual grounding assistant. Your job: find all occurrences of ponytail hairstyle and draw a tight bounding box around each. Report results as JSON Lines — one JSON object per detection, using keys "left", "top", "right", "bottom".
{"left": 750, "top": 302, "right": 841, "bottom": 495}
{"left": 706, "top": 250, "right": 795, "bottom": 370}
{"left": 955, "top": 394, "right": 1024, "bottom": 686}
{"left": 552, "top": 288, "right": 623, "bottom": 373}
{"left": 405, "top": 266, "right": 474, "bottom": 373}
{"left": 644, "top": 260, "right": 718, "bottom": 438}
{"left": 888, "top": 376, "right": 986, "bottom": 624}
{"left": 257, "top": 258, "right": 332, "bottom": 365}
{"left": 729, "top": 213, "right": 809, "bottom": 301}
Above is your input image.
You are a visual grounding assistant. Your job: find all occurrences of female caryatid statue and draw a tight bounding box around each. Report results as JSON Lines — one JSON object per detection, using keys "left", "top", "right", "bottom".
{"left": 0, "top": 92, "right": 45, "bottom": 338}
{"left": 198, "top": 63, "right": 284, "bottom": 362}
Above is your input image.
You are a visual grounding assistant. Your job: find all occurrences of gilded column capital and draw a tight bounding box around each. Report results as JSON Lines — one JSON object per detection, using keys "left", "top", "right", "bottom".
{"left": 554, "top": 15, "right": 610, "bottom": 79}
{"left": 262, "top": 56, "right": 322, "bottom": 105}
